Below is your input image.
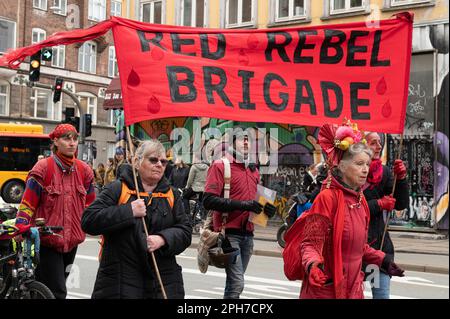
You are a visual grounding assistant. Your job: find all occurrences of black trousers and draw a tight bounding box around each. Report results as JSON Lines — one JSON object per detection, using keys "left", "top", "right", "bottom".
{"left": 35, "top": 245, "right": 78, "bottom": 299}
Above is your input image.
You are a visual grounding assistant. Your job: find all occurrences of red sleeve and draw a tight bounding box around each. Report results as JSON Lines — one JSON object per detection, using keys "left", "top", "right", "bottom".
{"left": 299, "top": 190, "right": 335, "bottom": 272}
{"left": 362, "top": 244, "right": 385, "bottom": 267}
{"left": 204, "top": 160, "right": 224, "bottom": 196}
{"left": 83, "top": 163, "right": 96, "bottom": 207}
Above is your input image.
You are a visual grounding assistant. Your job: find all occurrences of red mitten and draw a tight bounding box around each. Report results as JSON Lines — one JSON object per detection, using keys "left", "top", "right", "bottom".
{"left": 377, "top": 196, "right": 396, "bottom": 211}
{"left": 308, "top": 263, "right": 328, "bottom": 287}
{"left": 15, "top": 223, "right": 31, "bottom": 235}
{"left": 393, "top": 159, "right": 407, "bottom": 180}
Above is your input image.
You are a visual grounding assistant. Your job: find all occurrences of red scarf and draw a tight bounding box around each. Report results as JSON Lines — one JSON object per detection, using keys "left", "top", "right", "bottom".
{"left": 56, "top": 151, "right": 75, "bottom": 168}
{"left": 367, "top": 159, "right": 383, "bottom": 189}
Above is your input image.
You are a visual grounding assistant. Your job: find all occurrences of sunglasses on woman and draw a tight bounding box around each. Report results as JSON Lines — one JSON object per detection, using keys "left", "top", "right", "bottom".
{"left": 147, "top": 157, "right": 169, "bottom": 166}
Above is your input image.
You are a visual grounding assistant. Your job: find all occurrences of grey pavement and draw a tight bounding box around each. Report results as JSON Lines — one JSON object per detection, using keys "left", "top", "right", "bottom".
{"left": 190, "top": 224, "right": 449, "bottom": 275}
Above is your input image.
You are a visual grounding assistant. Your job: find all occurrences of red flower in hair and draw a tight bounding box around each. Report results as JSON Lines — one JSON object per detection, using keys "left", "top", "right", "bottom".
{"left": 318, "top": 119, "right": 366, "bottom": 167}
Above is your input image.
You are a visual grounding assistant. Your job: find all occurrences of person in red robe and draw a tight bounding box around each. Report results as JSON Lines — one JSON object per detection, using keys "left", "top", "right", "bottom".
{"left": 297, "top": 121, "right": 404, "bottom": 299}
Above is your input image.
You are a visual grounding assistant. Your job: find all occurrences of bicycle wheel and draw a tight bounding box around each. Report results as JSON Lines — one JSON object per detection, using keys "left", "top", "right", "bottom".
{"left": 19, "top": 280, "right": 55, "bottom": 299}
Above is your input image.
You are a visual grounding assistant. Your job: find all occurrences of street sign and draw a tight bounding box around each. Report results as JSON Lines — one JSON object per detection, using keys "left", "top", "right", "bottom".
{"left": 41, "top": 48, "right": 53, "bottom": 62}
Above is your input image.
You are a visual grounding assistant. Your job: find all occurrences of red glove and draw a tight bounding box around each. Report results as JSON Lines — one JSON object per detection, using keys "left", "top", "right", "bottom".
{"left": 377, "top": 195, "right": 396, "bottom": 211}
{"left": 393, "top": 159, "right": 407, "bottom": 180}
{"left": 308, "top": 263, "right": 328, "bottom": 287}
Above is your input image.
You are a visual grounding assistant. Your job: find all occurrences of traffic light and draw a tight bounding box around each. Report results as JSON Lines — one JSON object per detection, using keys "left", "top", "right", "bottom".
{"left": 29, "top": 51, "right": 41, "bottom": 82}
{"left": 41, "top": 48, "right": 53, "bottom": 62}
{"left": 62, "top": 107, "right": 80, "bottom": 132}
{"left": 64, "top": 107, "right": 75, "bottom": 122}
{"left": 53, "top": 78, "right": 64, "bottom": 103}
{"left": 84, "top": 114, "right": 92, "bottom": 137}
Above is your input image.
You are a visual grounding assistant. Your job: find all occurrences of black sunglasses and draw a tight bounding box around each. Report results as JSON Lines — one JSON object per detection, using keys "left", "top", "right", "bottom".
{"left": 147, "top": 157, "right": 169, "bottom": 166}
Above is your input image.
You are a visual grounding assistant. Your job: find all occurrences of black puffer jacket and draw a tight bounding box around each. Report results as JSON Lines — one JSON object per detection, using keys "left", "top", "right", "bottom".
{"left": 364, "top": 165, "right": 409, "bottom": 258}
{"left": 81, "top": 164, "right": 192, "bottom": 299}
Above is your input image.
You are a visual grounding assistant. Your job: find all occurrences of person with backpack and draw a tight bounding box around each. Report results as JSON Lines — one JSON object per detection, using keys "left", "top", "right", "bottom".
{"left": 203, "top": 128, "right": 276, "bottom": 299}
{"left": 283, "top": 121, "right": 404, "bottom": 299}
{"left": 14, "top": 123, "right": 95, "bottom": 299}
{"left": 81, "top": 140, "right": 192, "bottom": 299}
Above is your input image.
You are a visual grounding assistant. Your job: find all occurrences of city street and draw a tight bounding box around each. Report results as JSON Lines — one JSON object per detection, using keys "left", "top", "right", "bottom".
{"left": 67, "top": 237, "right": 449, "bottom": 300}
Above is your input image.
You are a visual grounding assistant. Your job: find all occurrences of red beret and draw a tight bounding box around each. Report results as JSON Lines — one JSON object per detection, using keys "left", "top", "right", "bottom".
{"left": 49, "top": 124, "right": 78, "bottom": 140}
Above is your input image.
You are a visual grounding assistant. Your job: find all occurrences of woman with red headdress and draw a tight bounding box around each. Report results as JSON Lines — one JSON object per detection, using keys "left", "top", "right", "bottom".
{"left": 296, "top": 121, "right": 405, "bottom": 299}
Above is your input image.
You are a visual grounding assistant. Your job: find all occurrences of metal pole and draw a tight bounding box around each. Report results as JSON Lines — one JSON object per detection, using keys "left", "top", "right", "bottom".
{"left": 28, "top": 81, "right": 86, "bottom": 159}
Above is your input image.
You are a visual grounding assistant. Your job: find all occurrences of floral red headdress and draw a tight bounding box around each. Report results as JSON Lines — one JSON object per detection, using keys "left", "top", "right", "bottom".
{"left": 318, "top": 119, "right": 366, "bottom": 167}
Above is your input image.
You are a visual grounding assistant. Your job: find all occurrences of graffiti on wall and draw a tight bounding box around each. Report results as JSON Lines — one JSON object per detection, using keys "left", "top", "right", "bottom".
{"left": 388, "top": 136, "right": 435, "bottom": 227}
{"left": 387, "top": 22, "right": 449, "bottom": 230}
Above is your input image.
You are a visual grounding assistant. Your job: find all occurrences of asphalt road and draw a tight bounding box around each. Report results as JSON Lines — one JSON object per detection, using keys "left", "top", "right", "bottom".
{"left": 67, "top": 238, "right": 449, "bottom": 299}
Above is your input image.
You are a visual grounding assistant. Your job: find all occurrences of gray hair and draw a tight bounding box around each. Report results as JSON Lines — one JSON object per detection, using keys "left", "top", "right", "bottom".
{"left": 340, "top": 143, "right": 374, "bottom": 163}
{"left": 335, "top": 143, "right": 373, "bottom": 178}
{"left": 134, "top": 140, "right": 166, "bottom": 167}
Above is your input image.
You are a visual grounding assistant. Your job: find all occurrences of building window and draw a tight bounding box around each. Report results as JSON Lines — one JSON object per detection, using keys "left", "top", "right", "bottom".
{"left": 52, "top": 45, "right": 65, "bottom": 68}
{"left": 0, "top": 19, "right": 16, "bottom": 54}
{"left": 274, "top": 0, "right": 308, "bottom": 22}
{"left": 390, "top": 0, "right": 431, "bottom": 6}
{"left": 89, "top": 0, "right": 107, "bottom": 21}
{"left": 330, "top": 0, "right": 365, "bottom": 14}
{"left": 31, "top": 28, "right": 46, "bottom": 44}
{"left": 32, "top": 28, "right": 46, "bottom": 65}
{"left": 0, "top": 81, "right": 9, "bottom": 116}
{"left": 78, "top": 42, "right": 97, "bottom": 74}
{"left": 78, "top": 94, "right": 98, "bottom": 125}
{"left": 108, "top": 46, "right": 119, "bottom": 77}
{"left": 33, "top": 0, "right": 48, "bottom": 10}
{"left": 179, "top": 0, "right": 207, "bottom": 27}
{"left": 107, "top": 142, "right": 116, "bottom": 159}
{"left": 225, "top": 0, "right": 256, "bottom": 28}
{"left": 52, "top": 0, "right": 67, "bottom": 15}
{"left": 108, "top": 109, "right": 119, "bottom": 126}
{"left": 141, "top": 1, "right": 164, "bottom": 23}
{"left": 111, "top": 0, "right": 122, "bottom": 16}
{"left": 31, "top": 88, "right": 61, "bottom": 120}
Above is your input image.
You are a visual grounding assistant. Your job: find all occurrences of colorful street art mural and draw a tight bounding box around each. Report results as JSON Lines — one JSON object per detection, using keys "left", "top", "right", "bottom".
{"left": 131, "top": 118, "right": 320, "bottom": 216}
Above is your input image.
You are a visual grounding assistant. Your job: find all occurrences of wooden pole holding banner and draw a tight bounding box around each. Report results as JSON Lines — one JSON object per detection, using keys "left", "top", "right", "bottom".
{"left": 380, "top": 133, "right": 404, "bottom": 250}
{"left": 126, "top": 126, "right": 167, "bottom": 299}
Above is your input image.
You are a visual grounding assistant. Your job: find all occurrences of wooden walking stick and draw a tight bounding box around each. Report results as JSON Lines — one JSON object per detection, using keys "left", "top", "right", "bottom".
{"left": 126, "top": 126, "right": 167, "bottom": 299}
{"left": 380, "top": 133, "right": 404, "bottom": 250}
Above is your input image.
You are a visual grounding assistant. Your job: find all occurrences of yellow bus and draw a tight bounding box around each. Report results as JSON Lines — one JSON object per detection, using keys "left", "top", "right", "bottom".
{"left": 0, "top": 123, "right": 51, "bottom": 203}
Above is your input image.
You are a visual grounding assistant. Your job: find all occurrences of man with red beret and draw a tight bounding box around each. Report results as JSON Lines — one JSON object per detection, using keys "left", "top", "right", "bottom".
{"left": 15, "top": 123, "right": 95, "bottom": 299}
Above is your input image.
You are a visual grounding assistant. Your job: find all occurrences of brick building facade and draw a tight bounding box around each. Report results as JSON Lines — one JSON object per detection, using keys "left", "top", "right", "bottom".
{"left": 0, "top": 0, "right": 130, "bottom": 166}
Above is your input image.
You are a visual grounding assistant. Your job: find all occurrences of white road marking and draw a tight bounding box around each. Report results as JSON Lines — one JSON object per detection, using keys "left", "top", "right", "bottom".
{"left": 182, "top": 268, "right": 300, "bottom": 287}
{"left": 75, "top": 255, "right": 99, "bottom": 262}
{"left": 194, "top": 289, "right": 253, "bottom": 299}
{"left": 391, "top": 277, "right": 449, "bottom": 289}
{"left": 67, "top": 291, "right": 92, "bottom": 299}
{"left": 211, "top": 287, "right": 294, "bottom": 299}
{"left": 185, "top": 295, "right": 213, "bottom": 299}
{"left": 244, "top": 284, "right": 299, "bottom": 296}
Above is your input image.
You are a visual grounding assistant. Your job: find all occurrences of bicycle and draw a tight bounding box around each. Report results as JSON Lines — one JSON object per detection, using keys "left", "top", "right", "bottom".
{"left": 0, "top": 218, "right": 63, "bottom": 299}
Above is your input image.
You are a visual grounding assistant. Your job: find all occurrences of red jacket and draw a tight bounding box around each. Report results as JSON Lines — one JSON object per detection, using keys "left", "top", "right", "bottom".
{"left": 204, "top": 155, "right": 260, "bottom": 234}
{"left": 298, "top": 174, "right": 385, "bottom": 299}
{"left": 25, "top": 156, "right": 94, "bottom": 253}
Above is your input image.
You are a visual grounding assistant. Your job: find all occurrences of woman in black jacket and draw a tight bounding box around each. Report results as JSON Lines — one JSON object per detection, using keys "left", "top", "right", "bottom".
{"left": 82, "top": 140, "right": 192, "bottom": 299}
{"left": 363, "top": 132, "right": 409, "bottom": 299}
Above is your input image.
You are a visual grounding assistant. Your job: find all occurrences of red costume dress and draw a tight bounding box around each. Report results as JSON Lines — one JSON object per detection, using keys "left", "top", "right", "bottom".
{"left": 299, "top": 173, "right": 385, "bottom": 299}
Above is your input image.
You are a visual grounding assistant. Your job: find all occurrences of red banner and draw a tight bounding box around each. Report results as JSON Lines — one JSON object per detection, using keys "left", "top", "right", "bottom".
{"left": 1, "top": 13, "right": 413, "bottom": 133}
